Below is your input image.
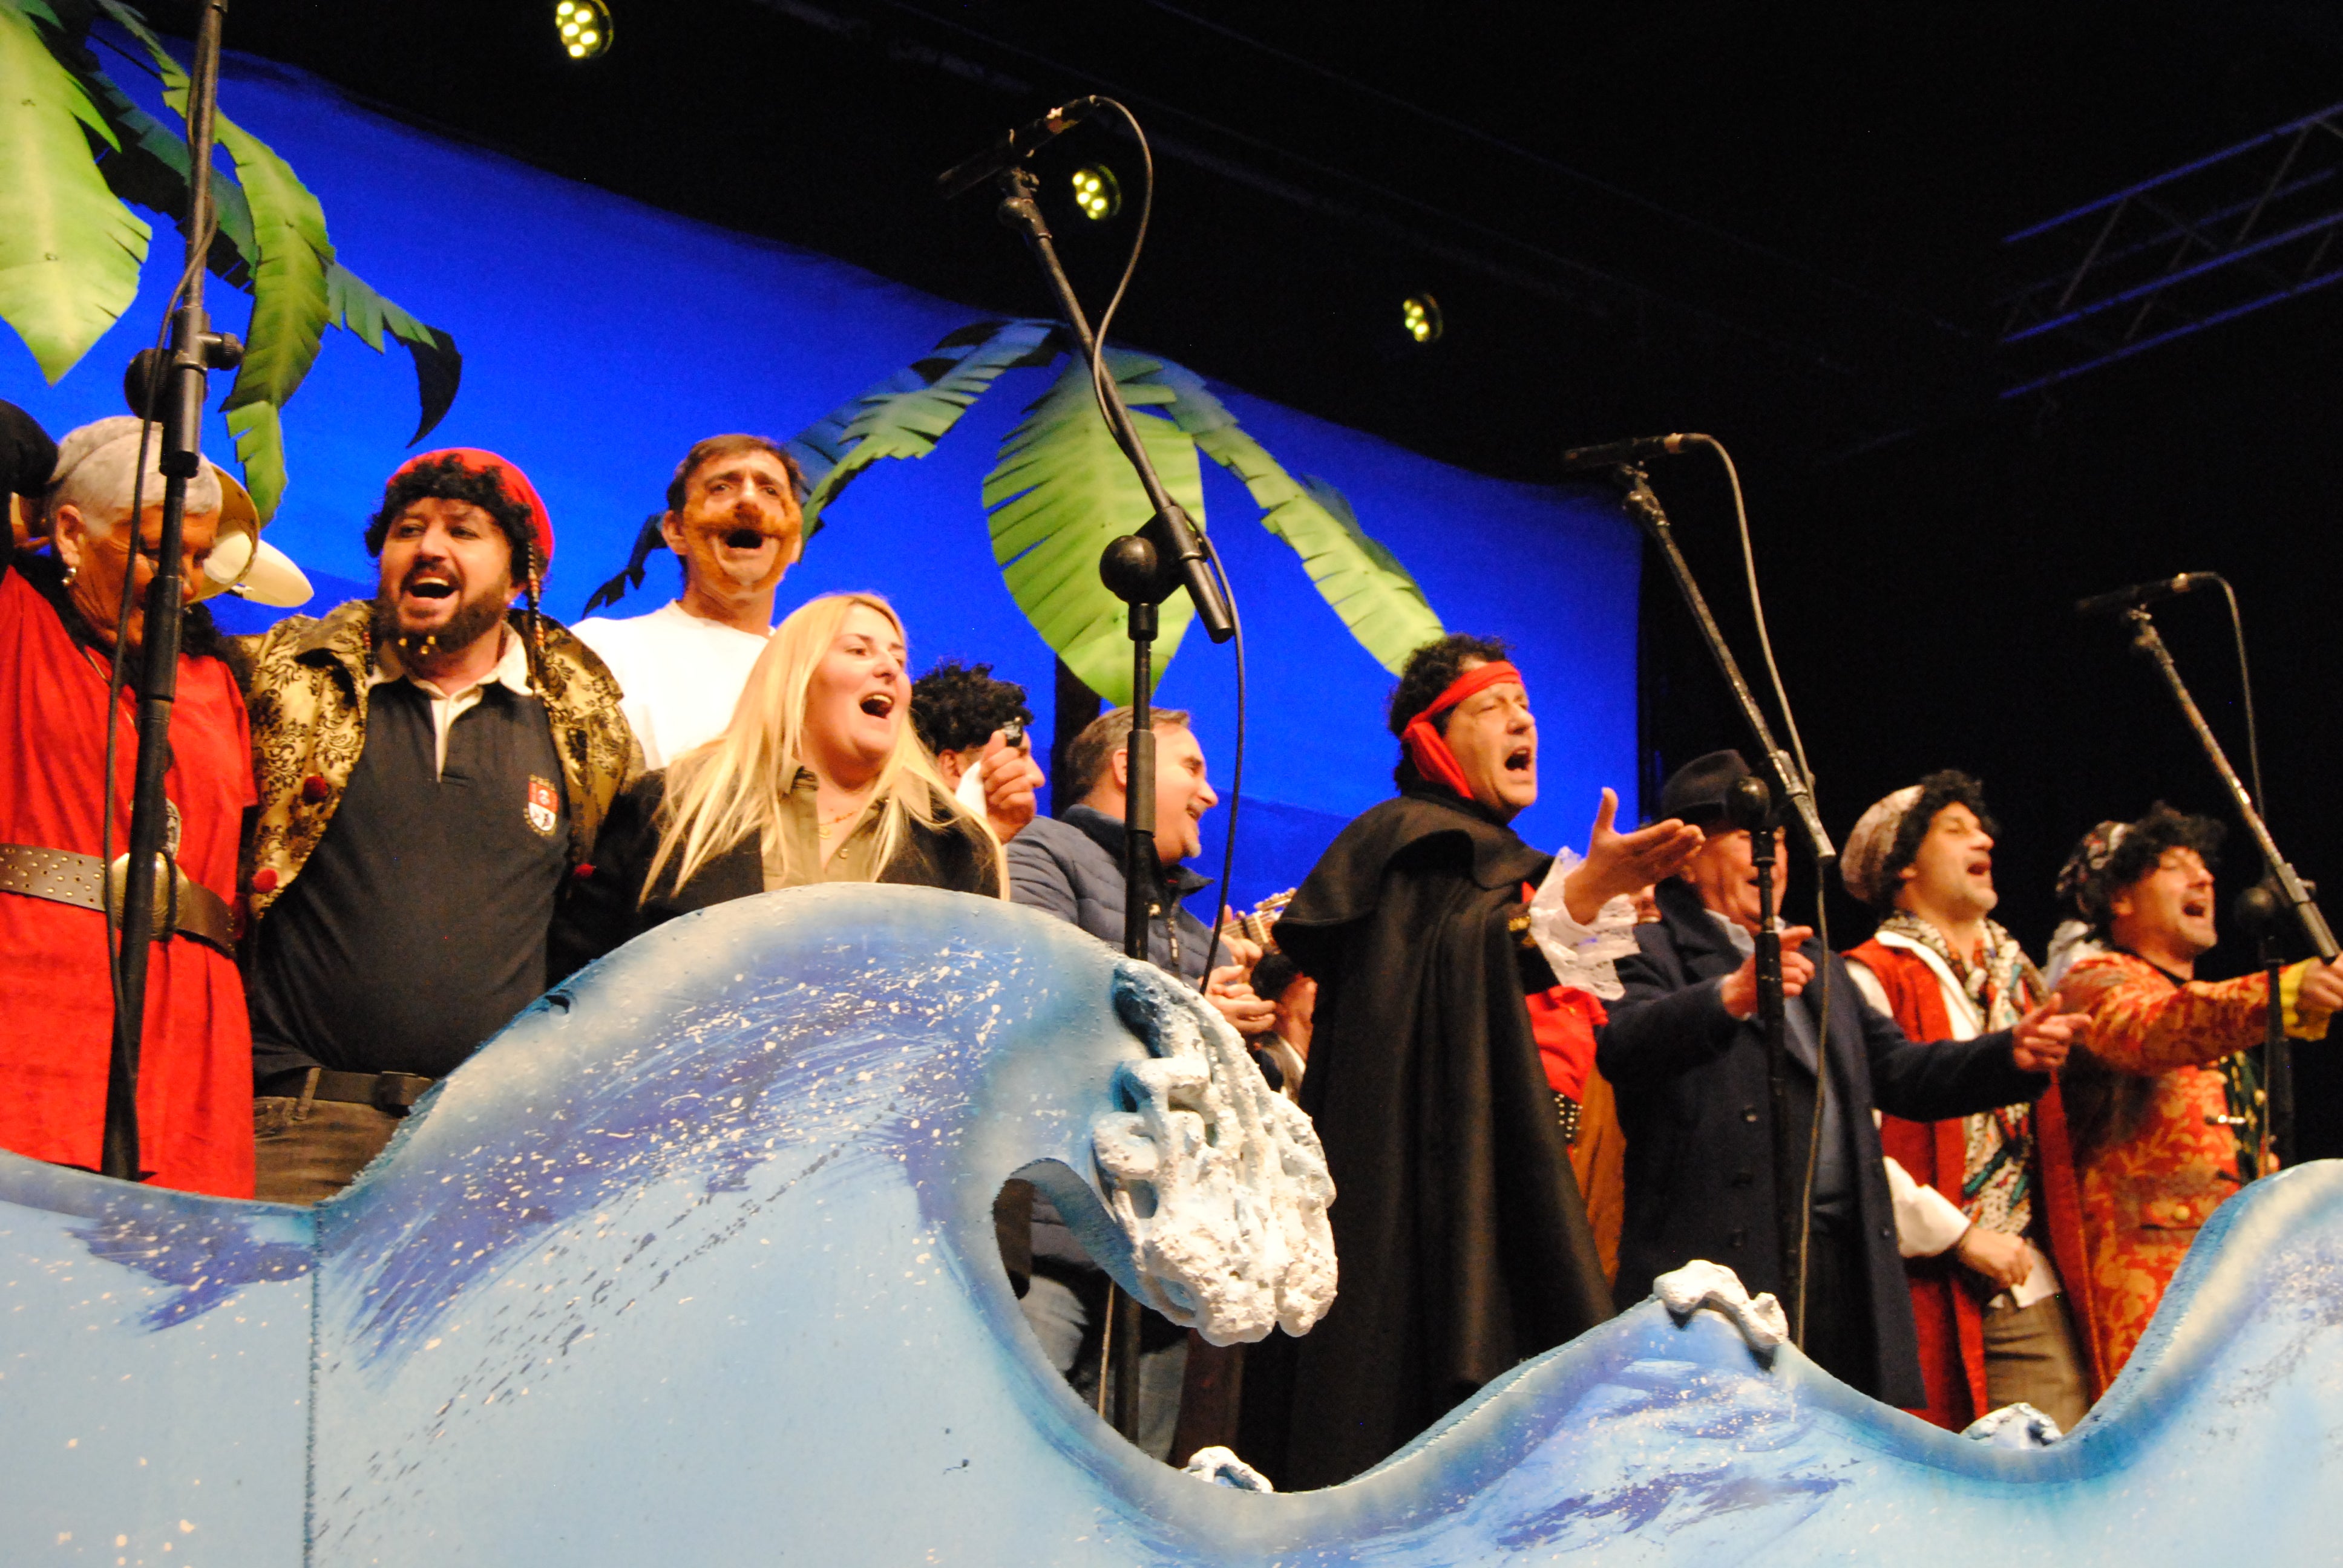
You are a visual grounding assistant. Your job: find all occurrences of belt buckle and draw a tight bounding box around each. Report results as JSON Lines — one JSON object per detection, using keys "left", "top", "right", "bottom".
{"left": 371, "top": 1073, "right": 430, "bottom": 1115}
{"left": 105, "top": 852, "right": 178, "bottom": 944}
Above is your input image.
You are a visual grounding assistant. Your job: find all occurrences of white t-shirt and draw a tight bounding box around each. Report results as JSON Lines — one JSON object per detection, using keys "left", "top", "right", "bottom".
{"left": 572, "top": 600, "right": 770, "bottom": 770}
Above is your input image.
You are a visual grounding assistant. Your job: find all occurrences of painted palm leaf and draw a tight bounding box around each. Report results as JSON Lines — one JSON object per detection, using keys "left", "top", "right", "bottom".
{"left": 108, "top": 3, "right": 457, "bottom": 508}
{"left": 985, "top": 352, "right": 1206, "bottom": 704}
{"left": 790, "top": 317, "right": 1058, "bottom": 538}
{"left": 1140, "top": 358, "right": 1443, "bottom": 674}
{"left": 326, "top": 261, "right": 461, "bottom": 444}
{"left": 0, "top": 0, "right": 151, "bottom": 381}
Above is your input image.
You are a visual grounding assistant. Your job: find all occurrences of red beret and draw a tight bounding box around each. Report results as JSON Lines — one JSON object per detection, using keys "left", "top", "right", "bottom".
{"left": 390, "top": 448, "right": 554, "bottom": 574}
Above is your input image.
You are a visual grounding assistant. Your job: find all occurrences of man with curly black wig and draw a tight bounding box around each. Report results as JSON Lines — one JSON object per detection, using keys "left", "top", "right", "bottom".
{"left": 1242, "top": 632, "right": 1703, "bottom": 1488}
{"left": 234, "top": 449, "right": 637, "bottom": 1204}
{"left": 1840, "top": 772, "right": 2099, "bottom": 1433}
{"left": 2051, "top": 803, "right": 2343, "bottom": 1379}
{"left": 908, "top": 658, "right": 1043, "bottom": 843}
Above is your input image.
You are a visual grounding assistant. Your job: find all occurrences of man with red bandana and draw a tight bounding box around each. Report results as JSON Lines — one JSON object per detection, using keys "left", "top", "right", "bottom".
{"left": 235, "top": 449, "right": 637, "bottom": 1203}
{"left": 1239, "top": 633, "right": 1702, "bottom": 1489}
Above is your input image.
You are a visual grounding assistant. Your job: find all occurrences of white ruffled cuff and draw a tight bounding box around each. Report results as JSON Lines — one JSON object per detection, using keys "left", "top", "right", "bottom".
{"left": 1527, "top": 847, "right": 1639, "bottom": 1001}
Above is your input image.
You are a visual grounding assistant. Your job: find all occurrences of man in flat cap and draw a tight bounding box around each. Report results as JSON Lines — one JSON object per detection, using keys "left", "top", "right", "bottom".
{"left": 1599, "top": 750, "right": 2090, "bottom": 1406}
{"left": 1840, "top": 772, "right": 2097, "bottom": 1432}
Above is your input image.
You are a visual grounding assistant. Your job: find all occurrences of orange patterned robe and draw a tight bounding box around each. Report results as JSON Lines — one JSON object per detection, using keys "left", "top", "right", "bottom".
{"left": 2057, "top": 951, "right": 2311, "bottom": 1377}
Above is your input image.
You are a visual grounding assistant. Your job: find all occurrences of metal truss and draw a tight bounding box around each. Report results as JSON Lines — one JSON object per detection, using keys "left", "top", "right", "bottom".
{"left": 1999, "top": 102, "right": 2343, "bottom": 397}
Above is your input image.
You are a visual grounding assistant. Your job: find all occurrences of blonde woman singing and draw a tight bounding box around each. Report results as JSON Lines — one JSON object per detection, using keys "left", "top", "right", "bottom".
{"left": 552, "top": 592, "right": 1003, "bottom": 973}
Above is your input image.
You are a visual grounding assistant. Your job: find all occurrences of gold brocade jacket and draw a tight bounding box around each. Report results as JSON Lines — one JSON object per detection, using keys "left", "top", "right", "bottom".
{"left": 228, "top": 600, "right": 641, "bottom": 924}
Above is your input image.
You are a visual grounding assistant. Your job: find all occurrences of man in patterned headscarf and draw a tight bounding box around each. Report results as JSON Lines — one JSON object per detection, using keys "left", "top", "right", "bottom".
{"left": 2049, "top": 804, "right": 2343, "bottom": 1379}
{"left": 1841, "top": 772, "right": 2098, "bottom": 1432}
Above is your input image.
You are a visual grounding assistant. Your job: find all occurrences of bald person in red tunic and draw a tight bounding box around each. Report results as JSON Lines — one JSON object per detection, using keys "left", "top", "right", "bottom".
{"left": 0, "top": 410, "right": 256, "bottom": 1198}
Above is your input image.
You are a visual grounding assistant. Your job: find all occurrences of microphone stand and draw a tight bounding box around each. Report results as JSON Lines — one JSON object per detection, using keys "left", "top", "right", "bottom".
{"left": 986, "top": 160, "right": 1232, "bottom": 1445}
{"left": 1611, "top": 461, "right": 1834, "bottom": 1341}
{"left": 2122, "top": 605, "right": 2333, "bottom": 1180}
{"left": 103, "top": 0, "right": 241, "bottom": 1182}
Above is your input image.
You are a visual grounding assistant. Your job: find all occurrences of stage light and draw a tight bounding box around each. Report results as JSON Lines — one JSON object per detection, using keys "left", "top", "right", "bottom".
{"left": 1402, "top": 294, "right": 1443, "bottom": 344}
{"left": 1072, "top": 165, "right": 1121, "bottom": 222}
{"left": 555, "top": 0, "right": 611, "bottom": 59}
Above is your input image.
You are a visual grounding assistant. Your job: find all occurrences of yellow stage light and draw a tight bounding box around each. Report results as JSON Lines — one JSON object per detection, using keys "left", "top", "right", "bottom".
{"left": 1072, "top": 165, "right": 1121, "bottom": 222}
{"left": 556, "top": 0, "right": 611, "bottom": 59}
{"left": 1402, "top": 294, "right": 1443, "bottom": 344}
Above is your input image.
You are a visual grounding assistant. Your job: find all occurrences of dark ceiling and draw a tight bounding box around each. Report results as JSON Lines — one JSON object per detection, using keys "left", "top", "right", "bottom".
{"left": 151, "top": 1, "right": 2343, "bottom": 1142}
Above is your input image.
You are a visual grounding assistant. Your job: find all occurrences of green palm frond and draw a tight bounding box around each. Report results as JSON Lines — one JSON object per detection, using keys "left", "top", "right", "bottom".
{"left": 985, "top": 351, "right": 1205, "bottom": 704}
{"left": 326, "top": 261, "right": 460, "bottom": 444}
{"left": 1141, "top": 358, "right": 1443, "bottom": 673}
{"left": 0, "top": 0, "right": 151, "bottom": 381}
{"left": 791, "top": 318, "right": 1058, "bottom": 538}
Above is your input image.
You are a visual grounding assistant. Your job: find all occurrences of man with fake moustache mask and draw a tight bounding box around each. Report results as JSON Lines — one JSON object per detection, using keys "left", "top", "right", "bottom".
{"left": 575, "top": 434, "right": 807, "bottom": 769}
{"left": 235, "top": 449, "right": 637, "bottom": 1203}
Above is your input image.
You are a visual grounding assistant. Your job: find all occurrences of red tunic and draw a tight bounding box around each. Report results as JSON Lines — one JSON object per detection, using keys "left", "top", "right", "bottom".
{"left": 0, "top": 568, "right": 256, "bottom": 1197}
{"left": 1847, "top": 937, "right": 2103, "bottom": 1428}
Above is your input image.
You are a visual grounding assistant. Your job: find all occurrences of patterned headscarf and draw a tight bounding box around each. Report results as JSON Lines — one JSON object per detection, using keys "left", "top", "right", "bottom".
{"left": 2055, "top": 819, "right": 2131, "bottom": 924}
{"left": 1841, "top": 785, "right": 1922, "bottom": 906}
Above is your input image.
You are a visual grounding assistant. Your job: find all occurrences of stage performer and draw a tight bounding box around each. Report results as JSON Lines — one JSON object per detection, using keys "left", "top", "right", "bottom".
{"left": 1001, "top": 702, "right": 1269, "bottom": 1462}
{"left": 0, "top": 411, "right": 255, "bottom": 1198}
{"left": 2051, "top": 806, "right": 2343, "bottom": 1379}
{"left": 552, "top": 592, "right": 1003, "bottom": 974}
{"left": 908, "top": 658, "right": 1045, "bottom": 844}
{"left": 1840, "top": 773, "right": 2097, "bottom": 1432}
{"left": 1242, "top": 633, "right": 1701, "bottom": 1490}
{"left": 573, "top": 434, "right": 804, "bottom": 768}
{"left": 237, "top": 450, "right": 635, "bottom": 1204}
{"left": 1599, "top": 750, "right": 2088, "bottom": 1406}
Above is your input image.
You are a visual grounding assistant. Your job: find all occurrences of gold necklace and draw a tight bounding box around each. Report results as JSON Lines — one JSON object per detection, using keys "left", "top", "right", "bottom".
{"left": 818, "top": 796, "right": 871, "bottom": 840}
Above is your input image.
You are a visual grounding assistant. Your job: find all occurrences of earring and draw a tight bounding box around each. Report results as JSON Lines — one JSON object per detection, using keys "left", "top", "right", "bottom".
{"left": 62, "top": 564, "right": 77, "bottom": 586}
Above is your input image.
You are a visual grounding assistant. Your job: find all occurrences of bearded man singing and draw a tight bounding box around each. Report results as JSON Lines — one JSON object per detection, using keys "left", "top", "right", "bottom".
{"left": 574, "top": 434, "right": 805, "bottom": 768}
{"left": 234, "top": 450, "right": 637, "bottom": 1203}
{"left": 1239, "top": 633, "right": 1702, "bottom": 1489}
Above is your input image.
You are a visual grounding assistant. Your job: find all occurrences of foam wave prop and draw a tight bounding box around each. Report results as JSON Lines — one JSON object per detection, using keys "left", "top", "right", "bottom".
{"left": 7, "top": 885, "right": 2343, "bottom": 1565}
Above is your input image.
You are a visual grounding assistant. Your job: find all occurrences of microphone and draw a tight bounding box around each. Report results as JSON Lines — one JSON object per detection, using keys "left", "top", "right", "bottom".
{"left": 936, "top": 98, "right": 1102, "bottom": 201}
{"left": 1558, "top": 433, "right": 1694, "bottom": 472}
{"left": 2074, "top": 572, "right": 2214, "bottom": 618}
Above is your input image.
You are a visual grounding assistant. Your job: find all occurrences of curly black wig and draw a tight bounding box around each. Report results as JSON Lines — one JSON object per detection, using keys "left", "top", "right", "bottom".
{"left": 362, "top": 452, "right": 536, "bottom": 570}
{"left": 909, "top": 659, "right": 1034, "bottom": 755}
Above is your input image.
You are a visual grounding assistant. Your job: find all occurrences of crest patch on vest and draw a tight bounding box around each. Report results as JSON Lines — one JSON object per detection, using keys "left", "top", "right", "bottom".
{"left": 526, "top": 774, "right": 560, "bottom": 837}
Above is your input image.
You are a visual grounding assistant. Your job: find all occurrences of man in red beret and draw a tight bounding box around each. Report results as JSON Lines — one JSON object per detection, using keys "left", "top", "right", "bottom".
{"left": 234, "top": 449, "right": 638, "bottom": 1203}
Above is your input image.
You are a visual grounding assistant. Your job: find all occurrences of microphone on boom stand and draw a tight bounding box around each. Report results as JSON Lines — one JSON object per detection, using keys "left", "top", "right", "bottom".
{"left": 1558, "top": 433, "right": 1693, "bottom": 473}
{"left": 934, "top": 97, "right": 1103, "bottom": 202}
{"left": 2074, "top": 572, "right": 2214, "bottom": 618}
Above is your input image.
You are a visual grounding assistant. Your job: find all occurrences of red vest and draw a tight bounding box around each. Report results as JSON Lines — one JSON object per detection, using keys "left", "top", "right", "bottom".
{"left": 1848, "top": 937, "right": 2103, "bottom": 1427}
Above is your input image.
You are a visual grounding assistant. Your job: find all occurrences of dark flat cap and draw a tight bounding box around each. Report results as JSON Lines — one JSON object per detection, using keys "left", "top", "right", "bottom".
{"left": 1657, "top": 748, "right": 1751, "bottom": 823}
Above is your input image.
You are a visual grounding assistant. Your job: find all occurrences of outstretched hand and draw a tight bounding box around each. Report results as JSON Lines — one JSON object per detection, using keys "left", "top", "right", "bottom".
{"left": 2297, "top": 956, "right": 2343, "bottom": 1031}
{"left": 2011, "top": 993, "right": 2091, "bottom": 1073}
{"left": 1562, "top": 788, "right": 1706, "bottom": 923}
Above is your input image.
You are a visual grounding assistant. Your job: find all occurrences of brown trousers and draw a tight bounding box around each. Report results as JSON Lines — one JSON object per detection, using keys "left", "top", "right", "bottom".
{"left": 252, "top": 1091, "right": 401, "bottom": 1206}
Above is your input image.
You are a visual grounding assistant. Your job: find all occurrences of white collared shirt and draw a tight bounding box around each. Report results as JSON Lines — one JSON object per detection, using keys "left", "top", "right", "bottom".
{"left": 367, "top": 626, "right": 536, "bottom": 779}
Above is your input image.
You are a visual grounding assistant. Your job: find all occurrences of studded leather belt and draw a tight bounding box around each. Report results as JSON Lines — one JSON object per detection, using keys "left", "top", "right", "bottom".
{"left": 0, "top": 843, "right": 235, "bottom": 954}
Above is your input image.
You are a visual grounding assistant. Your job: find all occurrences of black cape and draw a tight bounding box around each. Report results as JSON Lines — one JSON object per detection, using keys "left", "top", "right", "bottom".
{"left": 1241, "top": 789, "right": 1613, "bottom": 1489}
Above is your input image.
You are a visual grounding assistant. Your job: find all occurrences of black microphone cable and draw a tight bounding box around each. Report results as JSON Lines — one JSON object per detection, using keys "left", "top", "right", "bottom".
{"left": 1690, "top": 433, "right": 1834, "bottom": 1346}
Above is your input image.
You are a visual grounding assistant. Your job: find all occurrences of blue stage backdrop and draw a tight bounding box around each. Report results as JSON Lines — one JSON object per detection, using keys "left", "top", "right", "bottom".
{"left": 1, "top": 50, "right": 1639, "bottom": 913}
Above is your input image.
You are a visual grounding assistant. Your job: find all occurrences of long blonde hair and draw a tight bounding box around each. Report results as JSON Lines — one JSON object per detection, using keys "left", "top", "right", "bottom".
{"left": 643, "top": 592, "right": 1002, "bottom": 898}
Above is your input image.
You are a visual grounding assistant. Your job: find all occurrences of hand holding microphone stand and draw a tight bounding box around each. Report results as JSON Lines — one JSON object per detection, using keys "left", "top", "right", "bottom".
{"left": 940, "top": 99, "right": 1234, "bottom": 1445}
{"left": 1567, "top": 437, "right": 1837, "bottom": 1344}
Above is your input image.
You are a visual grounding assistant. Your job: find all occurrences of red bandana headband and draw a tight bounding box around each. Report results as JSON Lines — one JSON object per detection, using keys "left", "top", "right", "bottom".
{"left": 1400, "top": 660, "right": 1525, "bottom": 800}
